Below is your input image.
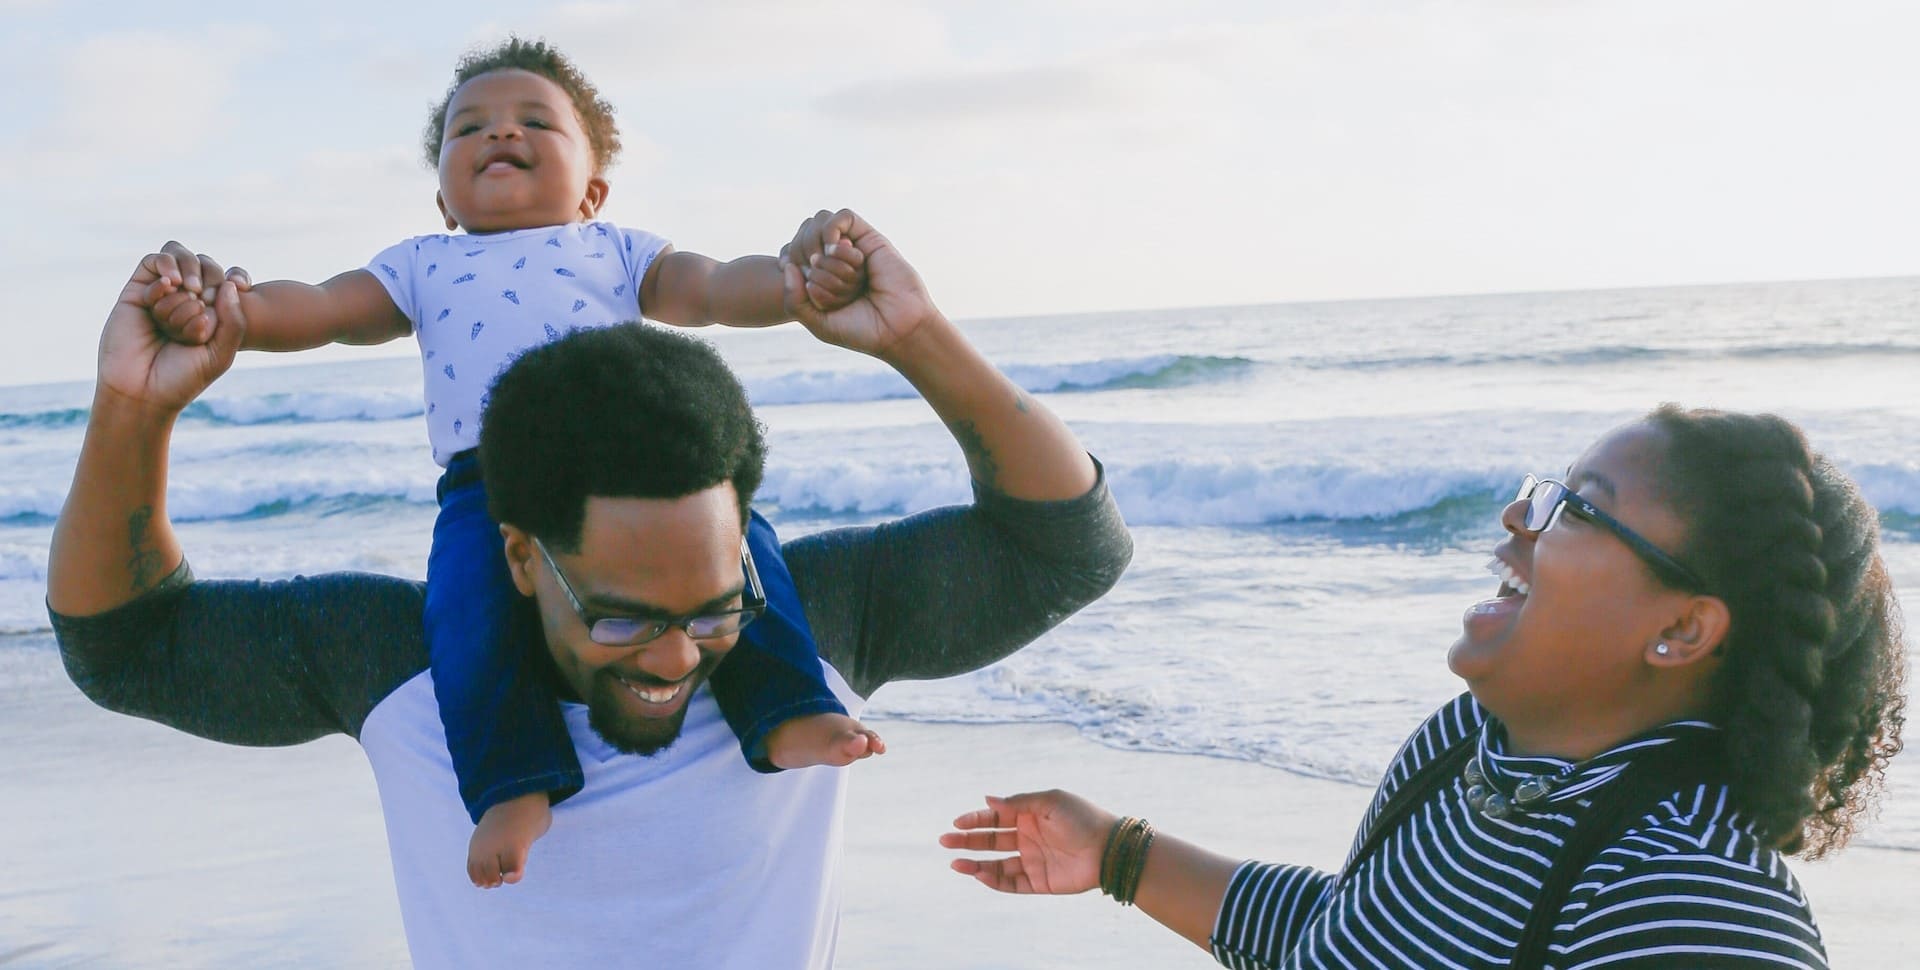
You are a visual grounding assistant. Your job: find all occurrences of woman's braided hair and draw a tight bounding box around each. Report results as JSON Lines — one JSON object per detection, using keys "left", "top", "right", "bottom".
{"left": 1649, "top": 404, "right": 1906, "bottom": 858}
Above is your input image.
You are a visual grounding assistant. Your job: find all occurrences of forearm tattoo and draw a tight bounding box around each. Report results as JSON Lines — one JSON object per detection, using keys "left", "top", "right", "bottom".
{"left": 947, "top": 418, "right": 1000, "bottom": 489}
{"left": 126, "top": 505, "right": 164, "bottom": 594}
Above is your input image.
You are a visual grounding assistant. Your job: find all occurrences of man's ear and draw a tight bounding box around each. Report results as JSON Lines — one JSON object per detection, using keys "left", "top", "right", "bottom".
{"left": 436, "top": 191, "right": 459, "bottom": 231}
{"left": 579, "top": 176, "right": 609, "bottom": 220}
{"left": 1651, "top": 594, "right": 1731, "bottom": 667}
{"left": 500, "top": 523, "right": 538, "bottom": 597}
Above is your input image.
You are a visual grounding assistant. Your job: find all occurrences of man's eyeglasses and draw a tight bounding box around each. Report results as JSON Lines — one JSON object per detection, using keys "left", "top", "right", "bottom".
{"left": 1514, "top": 475, "right": 1709, "bottom": 592}
{"left": 532, "top": 536, "right": 766, "bottom": 646}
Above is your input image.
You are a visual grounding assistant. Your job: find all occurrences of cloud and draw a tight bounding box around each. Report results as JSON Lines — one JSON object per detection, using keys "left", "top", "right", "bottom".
{"left": 15, "top": 25, "right": 278, "bottom": 177}
{"left": 805, "top": 33, "right": 1239, "bottom": 152}
{"left": 814, "top": 65, "right": 1123, "bottom": 126}
{"left": 80, "top": 145, "right": 429, "bottom": 249}
{"left": 529, "top": 0, "right": 957, "bottom": 84}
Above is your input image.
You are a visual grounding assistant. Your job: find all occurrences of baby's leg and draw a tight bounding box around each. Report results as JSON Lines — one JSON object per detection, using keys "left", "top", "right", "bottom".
{"left": 426, "top": 456, "right": 583, "bottom": 887}
{"left": 709, "top": 509, "right": 884, "bottom": 772}
{"left": 469, "top": 792, "right": 552, "bottom": 888}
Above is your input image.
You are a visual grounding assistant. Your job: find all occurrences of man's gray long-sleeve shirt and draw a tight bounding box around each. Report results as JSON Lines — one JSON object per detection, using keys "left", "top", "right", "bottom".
{"left": 53, "top": 472, "right": 1129, "bottom": 743}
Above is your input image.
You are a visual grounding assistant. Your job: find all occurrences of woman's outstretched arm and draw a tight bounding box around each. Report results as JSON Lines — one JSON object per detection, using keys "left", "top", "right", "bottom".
{"left": 940, "top": 789, "right": 1328, "bottom": 961}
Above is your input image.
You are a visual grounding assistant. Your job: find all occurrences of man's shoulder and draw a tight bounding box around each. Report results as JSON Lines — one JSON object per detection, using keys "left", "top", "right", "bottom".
{"left": 50, "top": 567, "right": 431, "bottom": 745}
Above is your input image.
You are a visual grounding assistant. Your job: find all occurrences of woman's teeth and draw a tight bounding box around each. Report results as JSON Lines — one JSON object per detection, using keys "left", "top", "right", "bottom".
{"left": 1484, "top": 557, "right": 1531, "bottom": 596}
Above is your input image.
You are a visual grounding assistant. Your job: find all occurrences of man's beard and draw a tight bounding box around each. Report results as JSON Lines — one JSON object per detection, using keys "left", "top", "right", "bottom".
{"left": 584, "top": 653, "right": 723, "bottom": 756}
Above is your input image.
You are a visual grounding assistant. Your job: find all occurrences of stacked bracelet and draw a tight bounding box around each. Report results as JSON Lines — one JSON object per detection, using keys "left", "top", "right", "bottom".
{"left": 1098, "top": 816, "right": 1156, "bottom": 906}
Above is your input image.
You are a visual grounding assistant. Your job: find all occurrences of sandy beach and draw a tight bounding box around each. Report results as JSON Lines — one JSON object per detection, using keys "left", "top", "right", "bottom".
{"left": 5, "top": 660, "right": 1913, "bottom": 969}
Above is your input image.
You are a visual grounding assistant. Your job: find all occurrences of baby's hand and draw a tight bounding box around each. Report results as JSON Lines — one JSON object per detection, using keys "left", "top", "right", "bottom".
{"left": 137, "top": 244, "right": 246, "bottom": 346}
{"left": 802, "top": 241, "right": 867, "bottom": 313}
{"left": 779, "top": 209, "right": 868, "bottom": 314}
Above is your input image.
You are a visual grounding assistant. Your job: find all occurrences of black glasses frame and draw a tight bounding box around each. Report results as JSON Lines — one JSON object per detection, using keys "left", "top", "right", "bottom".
{"left": 1515, "top": 475, "right": 1710, "bottom": 592}
{"left": 533, "top": 536, "right": 767, "bottom": 646}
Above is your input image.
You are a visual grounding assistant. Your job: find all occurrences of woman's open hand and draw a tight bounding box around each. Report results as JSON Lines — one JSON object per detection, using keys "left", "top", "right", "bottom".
{"left": 939, "top": 790, "right": 1117, "bottom": 895}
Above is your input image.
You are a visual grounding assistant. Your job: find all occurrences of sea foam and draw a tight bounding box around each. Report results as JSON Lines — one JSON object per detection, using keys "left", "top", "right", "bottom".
{"left": 10, "top": 455, "right": 1920, "bottom": 529}
{"left": 0, "top": 354, "right": 1257, "bottom": 430}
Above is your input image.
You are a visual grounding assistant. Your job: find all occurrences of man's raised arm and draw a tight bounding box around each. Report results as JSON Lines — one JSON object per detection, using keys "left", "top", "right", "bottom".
{"left": 777, "top": 212, "right": 1130, "bottom": 695}
{"left": 780, "top": 210, "right": 1095, "bottom": 503}
{"left": 48, "top": 243, "right": 247, "bottom": 615}
{"left": 48, "top": 245, "right": 425, "bottom": 744}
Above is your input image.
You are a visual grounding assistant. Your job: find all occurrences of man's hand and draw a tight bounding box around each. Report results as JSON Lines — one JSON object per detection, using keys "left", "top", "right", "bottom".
{"left": 104, "top": 242, "right": 251, "bottom": 414}
{"left": 939, "top": 790, "right": 1116, "bottom": 895}
{"left": 779, "top": 209, "right": 937, "bottom": 360}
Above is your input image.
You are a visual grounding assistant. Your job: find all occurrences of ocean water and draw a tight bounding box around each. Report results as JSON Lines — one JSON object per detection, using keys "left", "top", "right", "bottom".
{"left": 2, "top": 276, "right": 1916, "bottom": 852}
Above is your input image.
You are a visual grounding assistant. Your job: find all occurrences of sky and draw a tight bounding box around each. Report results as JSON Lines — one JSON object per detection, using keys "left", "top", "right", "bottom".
{"left": 3, "top": 0, "right": 1916, "bottom": 388}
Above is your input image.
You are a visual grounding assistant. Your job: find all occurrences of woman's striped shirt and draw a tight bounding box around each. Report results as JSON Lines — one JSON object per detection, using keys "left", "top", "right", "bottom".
{"left": 1209, "top": 693, "right": 1826, "bottom": 969}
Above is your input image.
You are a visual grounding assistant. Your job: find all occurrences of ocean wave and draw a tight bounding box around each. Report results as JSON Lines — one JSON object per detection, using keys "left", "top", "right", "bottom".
{"left": 6, "top": 454, "right": 1918, "bottom": 530}
{"left": 0, "top": 394, "right": 431, "bottom": 432}
{"left": 1106, "top": 461, "right": 1508, "bottom": 526}
{"left": 0, "top": 547, "right": 46, "bottom": 582}
{"left": 748, "top": 354, "right": 1254, "bottom": 406}
{"left": 1851, "top": 462, "right": 1920, "bottom": 518}
{"left": 755, "top": 456, "right": 1920, "bottom": 527}
{"left": 758, "top": 463, "right": 975, "bottom": 516}
{"left": 0, "top": 355, "right": 1253, "bottom": 432}
{"left": 760, "top": 459, "right": 1509, "bottom": 526}
{"left": 1013, "top": 354, "right": 1255, "bottom": 392}
{"left": 183, "top": 390, "right": 425, "bottom": 425}
{"left": 2, "top": 395, "right": 408, "bottom": 433}
{"left": 0, "top": 406, "right": 90, "bottom": 430}
{"left": 0, "top": 474, "right": 435, "bottom": 524}
{"left": 1304, "top": 341, "right": 1920, "bottom": 372}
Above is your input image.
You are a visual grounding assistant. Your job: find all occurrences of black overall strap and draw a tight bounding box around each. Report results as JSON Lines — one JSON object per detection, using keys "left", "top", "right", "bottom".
{"left": 1337, "top": 731, "right": 1478, "bottom": 888}
{"left": 1334, "top": 726, "right": 1727, "bottom": 968}
{"left": 1510, "top": 736, "right": 1725, "bottom": 970}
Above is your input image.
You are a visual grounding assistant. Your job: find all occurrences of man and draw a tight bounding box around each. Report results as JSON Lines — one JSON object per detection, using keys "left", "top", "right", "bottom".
{"left": 48, "top": 211, "right": 1132, "bottom": 968}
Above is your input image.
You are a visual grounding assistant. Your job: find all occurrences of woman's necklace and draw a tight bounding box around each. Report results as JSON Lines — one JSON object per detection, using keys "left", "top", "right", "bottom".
{"left": 1462, "top": 755, "right": 1563, "bottom": 820}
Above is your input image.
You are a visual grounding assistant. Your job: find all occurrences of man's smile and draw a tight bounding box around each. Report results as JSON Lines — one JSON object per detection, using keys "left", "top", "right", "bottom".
{"left": 616, "top": 672, "right": 688, "bottom": 709}
{"left": 605, "top": 667, "right": 704, "bottom": 719}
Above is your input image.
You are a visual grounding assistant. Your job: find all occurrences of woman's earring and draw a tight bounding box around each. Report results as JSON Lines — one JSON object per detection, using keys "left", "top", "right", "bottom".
{"left": 1654, "top": 642, "right": 1671, "bottom": 656}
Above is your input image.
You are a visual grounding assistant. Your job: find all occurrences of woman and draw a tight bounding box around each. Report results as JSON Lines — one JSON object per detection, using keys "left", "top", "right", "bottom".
{"left": 941, "top": 406, "right": 1907, "bottom": 968}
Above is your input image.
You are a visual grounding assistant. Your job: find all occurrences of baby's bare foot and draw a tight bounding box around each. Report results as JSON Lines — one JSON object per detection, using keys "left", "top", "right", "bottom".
{"left": 468, "top": 792, "right": 552, "bottom": 888}
{"left": 766, "top": 712, "right": 887, "bottom": 770}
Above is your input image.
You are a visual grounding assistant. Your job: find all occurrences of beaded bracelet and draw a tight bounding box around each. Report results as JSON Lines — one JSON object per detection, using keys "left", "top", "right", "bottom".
{"left": 1099, "top": 817, "right": 1127, "bottom": 897}
{"left": 1099, "top": 816, "right": 1131, "bottom": 893}
{"left": 1121, "top": 824, "right": 1155, "bottom": 905}
{"left": 1098, "top": 816, "right": 1155, "bottom": 906}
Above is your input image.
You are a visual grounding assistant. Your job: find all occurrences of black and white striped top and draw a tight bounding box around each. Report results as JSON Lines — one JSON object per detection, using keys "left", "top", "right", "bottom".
{"left": 1210, "top": 694, "right": 1826, "bottom": 969}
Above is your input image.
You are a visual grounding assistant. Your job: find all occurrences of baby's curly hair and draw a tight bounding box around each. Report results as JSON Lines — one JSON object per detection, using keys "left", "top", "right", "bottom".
{"left": 1649, "top": 404, "right": 1908, "bottom": 859}
{"left": 422, "top": 36, "right": 622, "bottom": 174}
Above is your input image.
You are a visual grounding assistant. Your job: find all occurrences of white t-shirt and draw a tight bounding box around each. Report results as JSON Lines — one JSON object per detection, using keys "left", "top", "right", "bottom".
{"left": 360, "top": 664, "right": 863, "bottom": 970}
{"left": 367, "top": 222, "right": 670, "bottom": 465}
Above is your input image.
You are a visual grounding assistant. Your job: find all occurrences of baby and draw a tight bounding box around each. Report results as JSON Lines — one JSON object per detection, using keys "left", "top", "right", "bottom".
{"left": 143, "top": 37, "right": 881, "bottom": 889}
